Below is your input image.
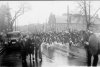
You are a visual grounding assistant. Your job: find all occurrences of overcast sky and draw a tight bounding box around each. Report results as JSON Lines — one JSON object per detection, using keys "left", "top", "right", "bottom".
{"left": 0, "top": 1, "right": 100, "bottom": 26}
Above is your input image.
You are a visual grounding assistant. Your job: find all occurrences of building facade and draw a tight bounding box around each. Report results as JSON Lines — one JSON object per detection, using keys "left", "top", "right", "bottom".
{"left": 46, "top": 13, "right": 100, "bottom": 33}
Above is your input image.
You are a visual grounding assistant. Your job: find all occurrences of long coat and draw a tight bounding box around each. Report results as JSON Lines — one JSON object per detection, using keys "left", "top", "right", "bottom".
{"left": 88, "top": 33, "right": 100, "bottom": 55}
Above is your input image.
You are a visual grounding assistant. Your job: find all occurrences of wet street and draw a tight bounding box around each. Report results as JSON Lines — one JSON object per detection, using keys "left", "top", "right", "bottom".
{"left": 0, "top": 49, "right": 22, "bottom": 67}
{"left": 1, "top": 43, "right": 100, "bottom": 67}
{"left": 42, "top": 45, "right": 87, "bottom": 67}
{"left": 1, "top": 0, "right": 100, "bottom": 67}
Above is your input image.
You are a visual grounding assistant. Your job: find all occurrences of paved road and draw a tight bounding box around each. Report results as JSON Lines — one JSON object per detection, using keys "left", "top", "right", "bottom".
{"left": 0, "top": 45, "right": 88, "bottom": 67}
{"left": 0, "top": 49, "right": 22, "bottom": 67}
{"left": 42, "top": 46, "right": 87, "bottom": 67}
{"left": 42, "top": 44, "right": 100, "bottom": 67}
{"left": 1, "top": 44, "right": 100, "bottom": 67}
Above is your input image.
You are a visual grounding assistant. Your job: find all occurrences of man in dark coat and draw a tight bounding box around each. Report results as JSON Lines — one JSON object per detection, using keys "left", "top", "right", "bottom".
{"left": 20, "top": 38, "right": 28, "bottom": 67}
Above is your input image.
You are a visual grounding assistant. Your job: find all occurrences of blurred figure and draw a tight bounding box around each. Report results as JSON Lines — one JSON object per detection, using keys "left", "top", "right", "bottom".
{"left": 21, "top": 37, "right": 28, "bottom": 67}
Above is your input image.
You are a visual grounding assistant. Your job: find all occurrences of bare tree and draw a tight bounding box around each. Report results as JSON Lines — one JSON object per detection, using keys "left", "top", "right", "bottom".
{"left": 78, "top": 0, "right": 100, "bottom": 31}
{"left": 9, "top": 3, "right": 30, "bottom": 31}
{"left": 0, "top": 4, "right": 11, "bottom": 33}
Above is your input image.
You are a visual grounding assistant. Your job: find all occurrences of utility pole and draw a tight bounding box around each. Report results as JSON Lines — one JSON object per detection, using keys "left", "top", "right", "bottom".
{"left": 67, "top": 5, "right": 70, "bottom": 31}
{"left": 84, "top": 0, "right": 88, "bottom": 30}
{"left": 15, "top": 11, "right": 17, "bottom": 31}
{"left": 15, "top": 16, "right": 16, "bottom": 31}
{"left": 27, "top": 23, "right": 29, "bottom": 34}
{"left": 89, "top": 0, "right": 91, "bottom": 30}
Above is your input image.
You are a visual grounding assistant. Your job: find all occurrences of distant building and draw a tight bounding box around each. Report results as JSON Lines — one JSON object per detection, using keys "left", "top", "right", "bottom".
{"left": 46, "top": 13, "right": 100, "bottom": 33}
{"left": 17, "top": 13, "right": 100, "bottom": 33}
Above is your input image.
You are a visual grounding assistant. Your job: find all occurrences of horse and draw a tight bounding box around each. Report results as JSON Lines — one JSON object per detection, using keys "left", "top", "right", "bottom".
{"left": 80, "top": 30, "right": 100, "bottom": 66}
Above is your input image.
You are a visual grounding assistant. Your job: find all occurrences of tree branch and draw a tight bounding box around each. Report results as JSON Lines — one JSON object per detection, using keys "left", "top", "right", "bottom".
{"left": 10, "top": 7, "right": 24, "bottom": 25}
{"left": 91, "top": 8, "right": 100, "bottom": 19}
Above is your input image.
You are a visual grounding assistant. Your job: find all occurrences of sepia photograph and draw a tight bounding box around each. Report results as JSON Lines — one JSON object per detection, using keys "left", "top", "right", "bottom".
{"left": 0, "top": 0, "right": 100, "bottom": 67}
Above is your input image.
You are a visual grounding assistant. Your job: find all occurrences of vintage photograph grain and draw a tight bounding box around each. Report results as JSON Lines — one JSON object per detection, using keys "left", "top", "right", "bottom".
{"left": 0, "top": 0, "right": 99, "bottom": 67}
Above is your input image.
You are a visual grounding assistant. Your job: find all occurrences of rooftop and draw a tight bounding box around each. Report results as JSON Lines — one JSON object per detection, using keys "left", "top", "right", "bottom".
{"left": 48, "top": 13, "right": 100, "bottom": 24}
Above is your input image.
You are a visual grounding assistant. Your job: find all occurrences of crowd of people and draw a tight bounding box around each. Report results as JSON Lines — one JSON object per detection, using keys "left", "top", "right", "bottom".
{"left": 40, "top": 30, "right": 83, "bottom": 47}
{"left": 0, "top": 30, "right": 87, "bottom": 67}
